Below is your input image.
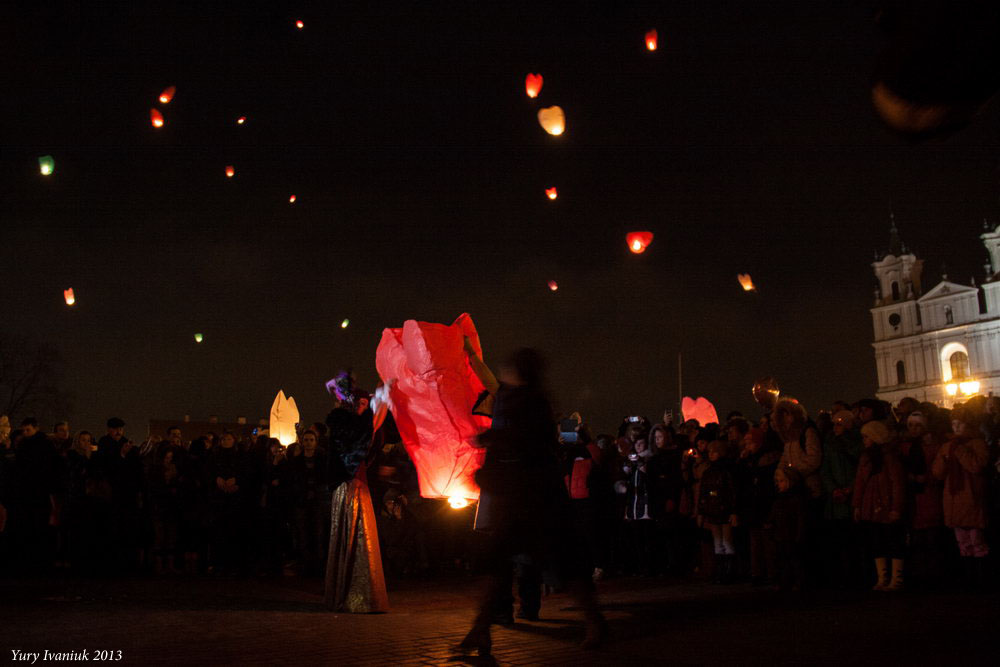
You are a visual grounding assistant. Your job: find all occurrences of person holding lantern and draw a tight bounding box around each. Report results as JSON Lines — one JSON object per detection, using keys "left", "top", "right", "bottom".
{"left": 323, "top": 371, "right": 388, "bottom": 613}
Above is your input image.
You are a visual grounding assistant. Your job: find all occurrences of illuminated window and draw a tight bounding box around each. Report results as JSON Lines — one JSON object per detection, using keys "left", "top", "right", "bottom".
{"left": 950, "top": 351, "right": 969, "bottom": 380}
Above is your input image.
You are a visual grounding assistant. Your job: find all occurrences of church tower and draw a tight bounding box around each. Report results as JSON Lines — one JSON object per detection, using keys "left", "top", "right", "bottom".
{"left": 870, "top": 216, "right": 923, "bottom": 342}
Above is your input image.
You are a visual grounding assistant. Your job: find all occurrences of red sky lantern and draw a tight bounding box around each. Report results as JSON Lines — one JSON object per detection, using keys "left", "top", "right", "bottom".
{"left": 525, "top": 73, "right": 543, "bottom": 98}
{"left": 545, "top": 187, "right": 558, "bottom": 200}
{"left": 150, "top": 108, "right": 164, "bottom": 128}
{"left": 236, "top": 116, "right": 246, "bottom": 125}
{"left": 738, "top": 273, "right": 756, "bottom": 292}
{"left": 158, "top": 86, "right": 176, "bottom": 104}
{"left": 547, "top": 280, "right": 559, "bottom": 291}
{"left": 645, "top": 29, "right": 658, "bottom": 51}
{"left": 289, "top": 194, "right": 297, "bottom": 203}
{"left": 225, "top": 165, "right": 235, "bottom": 178}
{"left": 63, "top": 288, "right": 75, "bottom": 306}
{"left": 375, "top": 314, "right": 490, "bottom": 504}
{"left": 295, "top": 19, "right": 304, "bottom": 29}
{"left": 626, "top": 231, "right": 654, "bottom": 254}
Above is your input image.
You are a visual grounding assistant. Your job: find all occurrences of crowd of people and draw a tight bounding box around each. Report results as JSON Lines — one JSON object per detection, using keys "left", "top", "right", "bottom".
{"left": 1, "top": 390, "right": 999, "bottom": 597}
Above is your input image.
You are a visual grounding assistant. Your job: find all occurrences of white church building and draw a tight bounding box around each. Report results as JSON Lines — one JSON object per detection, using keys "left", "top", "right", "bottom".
{"left": 872, "top": 220, "right": 1000, "bottom": 407}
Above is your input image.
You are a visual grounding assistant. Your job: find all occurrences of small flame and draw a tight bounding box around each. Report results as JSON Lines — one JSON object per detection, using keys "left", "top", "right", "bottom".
{"left": 448, "top": 496, "right": 470, "bottom": 509}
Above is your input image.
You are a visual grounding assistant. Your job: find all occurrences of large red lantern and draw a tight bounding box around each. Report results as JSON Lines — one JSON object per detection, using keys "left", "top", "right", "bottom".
{"left": 150, "top": 109, "right": 164, "bottom": 128}
{"left": 375, "top": 314, "right": 490, "bottom": 505}
{"left": 525, "top": 73, "right": 543, "bottom": 99}
{"left": 158, "top": 86, "right": 176, "bottom": 104}
{"left": 626, "top": 231, "right": 654, "bottom": 254}
{"left": 645, "top": 29, "right": 658, "bottom": 51}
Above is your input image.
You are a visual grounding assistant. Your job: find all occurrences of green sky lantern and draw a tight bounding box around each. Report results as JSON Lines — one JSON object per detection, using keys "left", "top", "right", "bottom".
{"left": 38, "top": 155, "right": 54, "bottom": 176}
{"left": 194, "top": 333, "right": 203, "bottom": 343}
{"left": 341, "top": 319, "right": 350, "bottom": 329}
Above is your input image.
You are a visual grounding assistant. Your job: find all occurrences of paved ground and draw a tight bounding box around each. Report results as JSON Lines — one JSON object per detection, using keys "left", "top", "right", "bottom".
{"left": 2, "top": 572, "right": 996, "bottom": 666}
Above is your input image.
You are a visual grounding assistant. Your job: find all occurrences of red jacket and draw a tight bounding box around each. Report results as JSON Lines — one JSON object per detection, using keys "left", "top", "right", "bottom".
{"left": 852, "top": 447, "right": 905, "bottom": 524}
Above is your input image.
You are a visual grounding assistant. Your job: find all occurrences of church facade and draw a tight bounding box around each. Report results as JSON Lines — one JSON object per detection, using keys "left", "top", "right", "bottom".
{"left": 872, "top": 221, "right": 1000, "bottom": 407}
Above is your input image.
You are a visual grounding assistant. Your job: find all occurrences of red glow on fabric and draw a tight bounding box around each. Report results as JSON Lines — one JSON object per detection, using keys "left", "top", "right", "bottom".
{"left": 375, "top": 314, "right": 489, "bottom": 501}
{"left": 150, "top": 109, "right": 164, "bottom": 128}
{"left": 645, "top": 29, "right": 658, "bottom": 51}
{"left": 525, "top": 73, "right": 543, "bottom": 98}
{"left": 626, "top": 231, "right": 654, "bottom": 254}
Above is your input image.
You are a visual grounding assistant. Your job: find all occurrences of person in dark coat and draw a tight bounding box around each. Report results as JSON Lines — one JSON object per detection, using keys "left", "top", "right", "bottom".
{"left": 768, "top": 466, "right": 807, "bottom": 591}
{"left": 289, "top": 430, "right": 330, "bottom": 575}
{"left": 204, "top": 431, "right": 247, "bottom": 574}
{"left": 456, "top": 348, "right": 604, "bottom": 657}
{"left": 740, "top": 427, "right": 781, "bottom": 585}
{"left": 97, "top": 417, "right": 144, "bottom": 571}
{"left": 10, "top": 418, "right": 62, "bottom": 571}
{"left": 697, "top": 440, "right": 740, "bottom": 583}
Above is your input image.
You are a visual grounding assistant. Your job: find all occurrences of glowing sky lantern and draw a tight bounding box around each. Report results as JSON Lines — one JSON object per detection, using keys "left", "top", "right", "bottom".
{"left": 269, "top": 389, "right": 300, "bottom": 447}
{"left": 150, "top": 108, "right": 164, "bottom": 128}
{"left": 626, "top": 231, "right": 654, "bottom": 254}
{"left": 341, "top": 318, "right": 350, "bottom": 329}
{"left": 225, "top": 165, "right": 235, "bottom": 178}
{"left": 645, "top": 29, "right": 658, "bottom": 51}
{"left": 236, "top": 116, "right": 246, "bottom": 125}
{"left": 295, "top": 19, "right": 304, "bottom": 29}
{"left": 289, "top": 194, "right": 297, "bottom": 203}
{"left": 158, "top": 86, "right": 176, "bottom": 104}
{"left": 738, "top": 273, "right": 756, "bottom": 292}
{"left": 194, "top": 333, "right": 203, "bottom": 343}
{"left": 525, "top": 73, "right": 543, "bottom": 98}
{"left": 375, "top": 314, "right": 490, "bottom": 503}
{"left": 63, "top": 288, "right": 75, "bottom": 306}
{"left": 548, "top": 280, "right": 559, "bottom": 291}
{"left": 537, "top": 106, "right": 565, "bottom": 136}
{"left": 38, "top": 155, "right": 54, "bottom": 176}
{"left": 682, "top": 396, "right": 719, "bottom": 427}
{"left": 545, "top": 187, "right": 558, "bottom": 200}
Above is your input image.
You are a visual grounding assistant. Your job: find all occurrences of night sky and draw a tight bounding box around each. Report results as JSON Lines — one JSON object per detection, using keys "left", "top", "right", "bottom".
{"left": 4, "top": 1, "right": 1000, "bottom": 436}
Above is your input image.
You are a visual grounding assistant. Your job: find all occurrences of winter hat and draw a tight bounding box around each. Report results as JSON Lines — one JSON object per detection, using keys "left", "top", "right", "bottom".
{"left": 906, "top": 411, "right": 927, "bottom": 428}
{"left": 746, "top": 427, "right": 765, "bottom": 449}
{"left": 861, "top": 420, "right": 891, "bottom": 445}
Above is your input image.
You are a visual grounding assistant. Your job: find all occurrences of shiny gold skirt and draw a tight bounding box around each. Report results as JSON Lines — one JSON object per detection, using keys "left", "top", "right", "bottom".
{"left": 324, "top": 475, "right": 389, "bottom": 613}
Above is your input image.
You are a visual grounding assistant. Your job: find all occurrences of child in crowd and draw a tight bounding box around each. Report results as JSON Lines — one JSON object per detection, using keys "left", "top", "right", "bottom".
{"left": 768, "top": 466, "right": 806, "bottom": 591}
{"left": 853, "top": 421, "right": 905, "bottom": 591}
{"left": 697, "top": 440, "right": 739, "bottom": 583}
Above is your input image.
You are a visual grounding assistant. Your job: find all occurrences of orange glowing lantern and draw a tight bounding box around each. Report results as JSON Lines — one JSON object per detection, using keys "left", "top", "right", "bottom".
{"left": 738, "top": 273, "right": 756, "bottom": 292}
{"left": 548, "top": 280, "right": 559, "bottom": 291}
{"left": 225, "top": 165, "right": 235, "bottom": 178}
{"left": 295, "top": 19, "right": 304, "bottom": 29}
{"left": 158, "top": 86, "right": 176, "bottom": 104}
{"left": 63, "top": 288, "right": 75, "bottom": 306}
{"left": 537, "top": 106, "right": 565, "bottom": 136}
{"left": 150, "top": 109, "right": 164, "bottom": 128}
{"left": 626, "top": 231, "right": 654, "bottom": 254}
{"left": 374, "top": 313, "right": 490, "bottom": 502}
{"left": 545, "top": 187, "right": 558, "bottom": 200}
{"left": 525, "top": 73, "right": 543, "bottom": 99}
{"left": 236, "top": 116, "right": 246, "bottom": 125}
{"left": 289, "top": 194, "right": 297, "bottom": 203}
{"left": 645, "top": 29, "right": 658, "bottom": 51}
{"left": 682, "top": 396, "right": 719, "bottom": 427}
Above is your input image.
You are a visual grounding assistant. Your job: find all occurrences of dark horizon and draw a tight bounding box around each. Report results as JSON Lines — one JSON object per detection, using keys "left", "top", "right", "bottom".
{"left": 4, "top": 2, "right": 1000, "bottom": 436}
